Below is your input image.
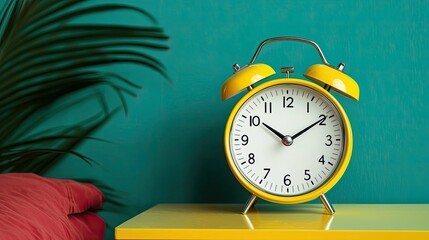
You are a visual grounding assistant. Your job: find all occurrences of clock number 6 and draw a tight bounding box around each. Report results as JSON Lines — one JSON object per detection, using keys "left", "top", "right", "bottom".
{"left": 283, "top": 174, "right": 291, "bottom": 186}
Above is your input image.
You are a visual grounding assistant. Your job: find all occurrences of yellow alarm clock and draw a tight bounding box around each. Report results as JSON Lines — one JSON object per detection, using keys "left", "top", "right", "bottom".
{"left": 221, "top": 37, "right": 359, "bottom": 215}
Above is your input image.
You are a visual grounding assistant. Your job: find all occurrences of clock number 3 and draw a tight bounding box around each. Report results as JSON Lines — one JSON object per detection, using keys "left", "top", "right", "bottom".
{"left": 325, "top": 135, "right": 332, "bottom": 146}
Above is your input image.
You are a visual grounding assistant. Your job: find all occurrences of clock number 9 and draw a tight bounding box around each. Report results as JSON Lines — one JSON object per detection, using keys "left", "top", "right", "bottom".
{"left": 241, "top": 135, "right": 249, "bottom": 145}
{"left": 283, "top": 174, "right": 291, "bottom": 186}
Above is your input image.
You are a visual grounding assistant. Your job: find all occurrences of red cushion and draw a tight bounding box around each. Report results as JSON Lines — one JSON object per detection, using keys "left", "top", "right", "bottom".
{"left": 0, "top": 173, "right": 105, "bottom": 239}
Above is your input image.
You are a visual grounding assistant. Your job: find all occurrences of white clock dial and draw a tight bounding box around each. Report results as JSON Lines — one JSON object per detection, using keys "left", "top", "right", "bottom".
{"left": 229, "top": 82, "right": 345, "bottom": 196}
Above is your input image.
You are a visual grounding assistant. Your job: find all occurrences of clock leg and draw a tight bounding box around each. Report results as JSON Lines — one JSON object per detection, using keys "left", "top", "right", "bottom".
{"left": 320, "top": 194, "right": 335, "bottom": 215}
{"left": 241, "top": 194, "right": 258, "bottom": 215}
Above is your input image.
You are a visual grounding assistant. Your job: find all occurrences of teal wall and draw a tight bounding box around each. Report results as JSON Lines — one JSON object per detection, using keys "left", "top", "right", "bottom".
{"left": 43, "top": 0, "right": 428, "bottom": 239}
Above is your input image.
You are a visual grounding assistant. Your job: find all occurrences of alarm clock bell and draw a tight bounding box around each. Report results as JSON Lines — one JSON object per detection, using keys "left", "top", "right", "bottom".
{"left": 221, "top": 37, "right": 360, "bottom": 215}
{"left": 221, "top": 37, "right": 359, "bottom": 102}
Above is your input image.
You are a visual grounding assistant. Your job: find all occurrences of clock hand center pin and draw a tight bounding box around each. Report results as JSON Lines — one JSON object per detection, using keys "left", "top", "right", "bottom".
{"left": 262, "top": 122, "right": 293, "bottom": 146}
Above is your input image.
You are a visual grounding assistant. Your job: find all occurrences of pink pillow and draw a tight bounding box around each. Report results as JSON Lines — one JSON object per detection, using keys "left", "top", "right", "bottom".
{"left": 0, "top": 173, "right": 105, "bottom": 239}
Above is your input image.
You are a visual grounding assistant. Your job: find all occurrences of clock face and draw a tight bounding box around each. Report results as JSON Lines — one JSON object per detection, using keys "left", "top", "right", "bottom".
{"left": 227, "top": 81, "right": 346, "bottom": 197}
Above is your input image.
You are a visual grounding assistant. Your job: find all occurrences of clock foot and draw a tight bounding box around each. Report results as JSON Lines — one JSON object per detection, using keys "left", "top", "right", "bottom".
{"left": 320, "top": 193, "right": 335, "bottom": 214}
{"left": 241, "top": 194, "right": 258, "bottom": 215}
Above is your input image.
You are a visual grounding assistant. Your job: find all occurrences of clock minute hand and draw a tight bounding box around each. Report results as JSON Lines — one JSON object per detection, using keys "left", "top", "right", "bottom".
{"left": 291, "top": 116, "right": 326, "bottom": 140}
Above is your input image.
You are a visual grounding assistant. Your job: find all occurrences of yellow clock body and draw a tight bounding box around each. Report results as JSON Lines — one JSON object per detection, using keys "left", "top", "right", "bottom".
{"left": 224, "top": 78, "right": 353, "bottom": 205}
{"left": 220, "top": 36, "right": 359, "bottom": 214}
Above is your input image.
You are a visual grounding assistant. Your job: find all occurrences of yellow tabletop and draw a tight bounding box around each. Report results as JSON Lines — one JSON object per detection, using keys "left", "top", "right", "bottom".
{"left": 115, "top": 204, "right": 429, "bottom": 240}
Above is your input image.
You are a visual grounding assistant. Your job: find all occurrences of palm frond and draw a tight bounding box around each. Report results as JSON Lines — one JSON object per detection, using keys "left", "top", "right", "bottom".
{"left": 0, "top": 0, "right": 168, "bottom": 177}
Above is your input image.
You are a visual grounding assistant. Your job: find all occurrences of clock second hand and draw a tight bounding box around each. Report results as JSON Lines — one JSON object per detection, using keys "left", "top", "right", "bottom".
{"left": 262, "top": 122, "right": 293, "bottom": 146}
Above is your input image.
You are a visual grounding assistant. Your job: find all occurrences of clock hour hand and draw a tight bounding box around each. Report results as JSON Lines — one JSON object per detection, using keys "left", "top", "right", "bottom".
{"left": 262, "top": 123, "right": 293, "bottom": 146}
{"left": 291, "top": 116, "right": 326, "bottom": 140}
{"left": 262, "top": 122, "right": 285, "bottom": 139}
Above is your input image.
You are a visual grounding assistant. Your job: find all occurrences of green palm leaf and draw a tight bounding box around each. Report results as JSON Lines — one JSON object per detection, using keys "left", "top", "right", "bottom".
{"left": 0, "top": 0, "right": 169, "bottom": 175}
